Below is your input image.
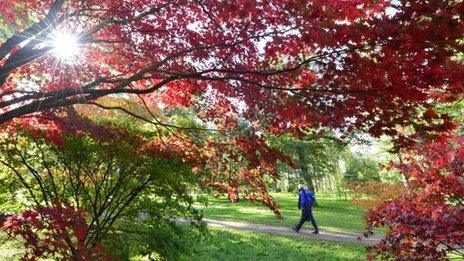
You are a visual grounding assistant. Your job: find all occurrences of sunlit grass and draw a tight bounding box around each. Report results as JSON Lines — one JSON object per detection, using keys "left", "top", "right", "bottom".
{"left": 181, "top": 228, "right": 367, "bottom": 261}
{"left": 198, "top": 192, "right": 369, "bottom": 233}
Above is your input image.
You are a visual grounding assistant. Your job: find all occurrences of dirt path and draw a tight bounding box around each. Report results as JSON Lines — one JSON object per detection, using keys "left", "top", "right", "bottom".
{"left": 203, "top": 218, "right": 383, "bottom": 245}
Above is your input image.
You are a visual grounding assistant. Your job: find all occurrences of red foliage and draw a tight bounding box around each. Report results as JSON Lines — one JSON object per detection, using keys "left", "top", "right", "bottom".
{"left": 1, "top": 1, "right": 464, "bottom": 259}
{"left": 1, "top": 200, "right": 106, "bottom": 260}
{"left": 141, "top": 132, "right": 293, "bottom": 217}
{"left": 0, "top": 0, "right": 462, "bottom": 137}
{"left": 365, "top": 135, "right": 464, "bottom": 260}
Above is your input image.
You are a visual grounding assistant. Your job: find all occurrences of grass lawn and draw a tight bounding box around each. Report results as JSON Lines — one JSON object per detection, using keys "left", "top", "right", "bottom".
{"left": 2, "top": 227, "right": 368, "bottom": 261}
{"left": 181, "top": 228, "right": 367, "bottom": 261}
{"left": 199, "top": 192, "right": 369, "bottom": 233}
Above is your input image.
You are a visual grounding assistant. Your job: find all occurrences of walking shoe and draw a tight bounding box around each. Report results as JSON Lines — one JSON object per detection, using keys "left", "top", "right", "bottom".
{"left": 291, "top": 225, "right": 299, "bottom": 233}
{"left": 312, "top": 230, "right": 319, "bottom": 235}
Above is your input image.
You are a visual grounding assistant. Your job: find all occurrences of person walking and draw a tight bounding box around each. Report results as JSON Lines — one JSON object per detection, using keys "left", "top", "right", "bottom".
{"left": 292, "top": 184, "right": 319, "bottom": 234}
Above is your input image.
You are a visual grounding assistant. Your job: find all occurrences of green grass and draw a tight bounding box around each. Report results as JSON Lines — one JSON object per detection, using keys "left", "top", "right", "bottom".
{"left": 199, "top": 192, "right": 368, "bottom": 233}
{"left": 181, "top": 228, "right": 366, "bottom": 261}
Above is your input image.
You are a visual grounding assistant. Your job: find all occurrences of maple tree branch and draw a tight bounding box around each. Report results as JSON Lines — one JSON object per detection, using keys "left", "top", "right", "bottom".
{"left": 0, "top": 20, "right": 295, "bottom": 100}
{"left": 0, "top": 75, "right": 126, "bottom": 109}
{"left": 0, "top": 61, "right": 389, "bottom": 124}
{"left": 185, "top": 74, "right": 392, "bottom": 96}
{"left": 34, "top": 139, "right": 59, "bottom": 198}
{"left": 0, "top": 0, "right": 65, "bottom": 61}
{"left": 95, "top": 160, "right": 176, "bottom": 243}
{"left": 0, "top": 159, "right": 41, "bottom": 207}
{"left": 0, "top": 12, "right": 71, "bottom": 86}
{"left": 0, "top": 42, "right": 388, "bottom": 124}
{"left": 0, "top": 1, "right": 148, "bottom": 87}
{"left": 0, "top": 94, "right": 92, "bottom": 124}
{"left": 0, "top": 47, "right": 53, "bottom": 84}
{"left": 214, "top": 44, "right": 377, "bottom": 77}
{"left": 129, "top": 88, "right": 225, "bottom": 141}
{"left": 46, "top": 0, "right": 66, "bottom": 20}
{"left": 86, "top": 166, "right": 146, "bottom": 246}
{"left": 88, "top": 158, "right": 114, "bottom": 234}
{"left": 0, "top": 0, "right": 74, "bottom": 87}
{"left": 59, "top": 155, "right": 88, "bottom": 208}
{"left": 15, "top": 150, "right": 52, "bottom": 206}
{"left": 0, "top": 62, "right": 201, "bottom": 123}
{"left": 194, "top": 0, "right": 222, "bottom": 30}
{"left": 87, "top": 101, "right": 217, "bottom": 132}
{"left": 0, "top": 6, "right": 381, "bottom": 124}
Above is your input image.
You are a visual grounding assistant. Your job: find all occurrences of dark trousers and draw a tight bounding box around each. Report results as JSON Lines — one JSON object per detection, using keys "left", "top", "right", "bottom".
{"left": 295, "top": 205, "right": 318, "bottom": 232}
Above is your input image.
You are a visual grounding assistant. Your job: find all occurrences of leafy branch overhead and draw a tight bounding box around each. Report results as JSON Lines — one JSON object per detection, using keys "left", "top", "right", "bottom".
{"left": 0, "top": 0, "right": 463, "bottom": 260}
{"left": 0, "top": 0, "right": 462, "bottom": 138}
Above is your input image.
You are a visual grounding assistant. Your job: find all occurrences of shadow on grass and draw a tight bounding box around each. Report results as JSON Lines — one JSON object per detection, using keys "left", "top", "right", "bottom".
{"left": 201, "top": 193, "right": 369, "bottom": 233}
{"left": 182, "top": 228, "right": 366, "bottom": 261}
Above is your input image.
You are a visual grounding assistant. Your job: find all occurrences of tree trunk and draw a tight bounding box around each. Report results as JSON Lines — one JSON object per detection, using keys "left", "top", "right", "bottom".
{"left": 398, "top": 154, "right": 410, "bottom": 194}
{"left": 295, "top": 145, "right": 318, "bottom": 206}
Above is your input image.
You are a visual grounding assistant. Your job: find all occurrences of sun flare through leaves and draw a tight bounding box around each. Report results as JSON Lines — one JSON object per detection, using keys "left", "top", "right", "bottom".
{"left": 50, "top": 31, "right": 81, "bottom": 64}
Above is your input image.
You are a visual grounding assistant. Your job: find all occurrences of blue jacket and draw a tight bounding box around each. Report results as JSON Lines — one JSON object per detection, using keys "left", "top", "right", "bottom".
{"left": 298, "top": 189, "right": 315, "bottom": 209}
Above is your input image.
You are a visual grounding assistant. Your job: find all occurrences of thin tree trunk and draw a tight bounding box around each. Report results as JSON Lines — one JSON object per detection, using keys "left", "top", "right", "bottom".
{"left": 295, "top": 145, "right": 319, "bottom": 206}
{"left": 398, "top": 154, "right": 410, "bottom": 194}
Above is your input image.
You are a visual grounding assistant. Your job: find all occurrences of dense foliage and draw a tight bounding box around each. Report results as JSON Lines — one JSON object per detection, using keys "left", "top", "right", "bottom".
{"left": 270, "top": 132, "right": 344, "bottom": 193}
{"left": 365, "top": 134, "right": 464, "bottom": 260}
{"left": 1, "top": 0, "right": 463, "bottom": 136}
{"left": 0, "top": 131, "right": 205, "bottom": 259}
{"left": 346, "top": 182, "right": 405, "bottom": 209}
{"left": 0, "top": 0, "right": 463, "bottom": 259}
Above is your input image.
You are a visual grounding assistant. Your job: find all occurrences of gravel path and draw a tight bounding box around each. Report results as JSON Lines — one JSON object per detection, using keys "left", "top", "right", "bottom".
{"left": 203, "top": 218, "right": 383, "bottom": 245}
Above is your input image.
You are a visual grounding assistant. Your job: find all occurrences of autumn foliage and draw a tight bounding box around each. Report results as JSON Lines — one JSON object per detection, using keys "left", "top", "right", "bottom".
{"left": 365, "top": 134, "right": 464, "bottom": 260}
{"left": 0, "top": 126, "right": 211, "bottom": 259}
{"left": 0, "top": 0, "right": 463, "bottom": 259}
{"left": 346, "top": 182, "right": 406, "bottom": 210}
{"left": 0, "top": 0, "right": 462, "bottom": 135}
{"left": 1, "top": 201, "right": 105, "bottom": 260}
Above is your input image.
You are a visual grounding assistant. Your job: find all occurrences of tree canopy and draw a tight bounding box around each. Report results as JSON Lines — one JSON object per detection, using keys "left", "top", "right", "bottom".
{"left": 0, "top": 0, "right": 463, "bottom": 259}
{"left": 0, "top": 0, "right": 462, "bottom": 135}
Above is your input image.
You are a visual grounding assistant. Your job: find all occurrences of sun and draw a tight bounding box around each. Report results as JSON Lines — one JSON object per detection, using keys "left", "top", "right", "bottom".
{"left": 50, "top": 31, "right": 80, "bottom": 62}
